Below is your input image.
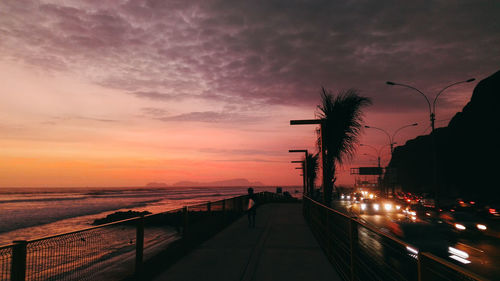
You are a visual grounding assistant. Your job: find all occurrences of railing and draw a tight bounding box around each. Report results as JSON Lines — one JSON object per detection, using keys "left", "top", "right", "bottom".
{"left": 0, "top": 191, "right": 286, "bottom": 281}
{"left": 302, "top": 195, "right": 487, "bottom": 281}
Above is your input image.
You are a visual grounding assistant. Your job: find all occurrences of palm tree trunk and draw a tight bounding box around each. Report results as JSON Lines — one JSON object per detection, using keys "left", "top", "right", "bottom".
{"left": 323, "top": 160, "right": 334, "bottom": 206}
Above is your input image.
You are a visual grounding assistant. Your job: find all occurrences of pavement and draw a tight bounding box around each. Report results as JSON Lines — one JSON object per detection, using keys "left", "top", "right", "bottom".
{"left": 153, "top": 203, "right": 342, "bottom": 281}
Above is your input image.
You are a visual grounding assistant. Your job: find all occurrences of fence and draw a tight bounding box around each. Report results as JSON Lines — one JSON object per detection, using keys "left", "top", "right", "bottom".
{"left": 302, "top": 195, "right": 487, "bottom": 281}
{"left": 0, "top": 191, "right": 287, "bottom": 281}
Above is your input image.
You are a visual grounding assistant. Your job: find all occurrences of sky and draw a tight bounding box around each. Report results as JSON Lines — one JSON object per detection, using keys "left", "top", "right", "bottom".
{"left": 0, "top": 0, "right": 499, "bottom": 187}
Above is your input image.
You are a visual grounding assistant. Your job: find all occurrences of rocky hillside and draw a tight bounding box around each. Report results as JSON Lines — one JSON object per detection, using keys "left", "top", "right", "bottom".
{"left": 385, "top": 70, "right": 500, "bottom": 200}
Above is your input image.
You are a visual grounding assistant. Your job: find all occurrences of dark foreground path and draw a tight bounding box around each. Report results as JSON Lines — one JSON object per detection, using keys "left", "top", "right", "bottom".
{"left": 153, "top": 203, "right": 341, "bottom": 281}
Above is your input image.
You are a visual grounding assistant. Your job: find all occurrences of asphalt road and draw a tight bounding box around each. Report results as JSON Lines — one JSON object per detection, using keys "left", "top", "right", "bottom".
{"left": 332, "top": 199, "right": 500, "bottom": 280}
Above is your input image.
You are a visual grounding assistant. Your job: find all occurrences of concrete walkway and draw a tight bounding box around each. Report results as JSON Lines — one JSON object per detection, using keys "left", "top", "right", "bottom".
{"left": 154, "top": 203, "right": 342, "bottom": 281}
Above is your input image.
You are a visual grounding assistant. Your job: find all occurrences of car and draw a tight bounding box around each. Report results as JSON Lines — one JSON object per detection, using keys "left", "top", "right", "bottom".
{"left": 352, "top": 192, "right": 363, "bottom": 203}
{"left": 439, "top": 211, "right": 489, "bottom": 236}
{"left": 479, "top": 202, "right": 500, "bottom": 219}
{"left": 401, "top": 206, "right": 418, "bottom": 221}
{"left": 388, "top": 221, "right": 463, "bottom": 263}
{"left": 340, "top": 193, "right": 352, "bottom": 201}
{"left": 358, "top": 199, "right": 380, "bottom": 214}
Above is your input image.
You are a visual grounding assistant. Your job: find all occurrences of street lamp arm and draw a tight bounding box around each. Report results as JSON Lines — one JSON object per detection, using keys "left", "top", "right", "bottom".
{"left": 432, "top": 78, "right": 475, "bottom": 114}
{"left": 365, "top": 125, "right": 392, "bottom": 147}
{"left": 360, "top": 143, "right": 388, "bottom": 158}
{"left": 392, "top": 123, "right": 418, "bottom": 145}
{"left": 387, "top": 81, "right": 432, "bottom": 114}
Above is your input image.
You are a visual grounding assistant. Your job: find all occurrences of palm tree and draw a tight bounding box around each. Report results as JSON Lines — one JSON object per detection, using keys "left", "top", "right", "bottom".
{"left": 316, "top": 87, "right": 372, "bottom": 205}
{"left": 305, "top": 153, "right": 319, "bottom": 196}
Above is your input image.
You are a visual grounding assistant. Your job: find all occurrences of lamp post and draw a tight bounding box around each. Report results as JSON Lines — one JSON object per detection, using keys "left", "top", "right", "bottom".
{"left": 363, "top": 123, "right": 418, "bottom": 197}
{"left": 385, "top": 78, "right": 475, "bottom": 205}
{"left": 289, "top": 150, "right": 309, "bottom": 195}
{"left": 360, "top": 144, "right": 384, "bottom": 168}
{"left": 386, "top": 79, "right": 475, "bottom": 132}
{"left": 360, "top": 144, "right": 386, "bottom": 195}
{"left": 291, "top": 160, "right": 307, "bottom": 194}
{"left": 364, "top": 123, "right": 418, "bottom": 154}
{"left": 290, "top": 119, "right": 328, "bottom": 201}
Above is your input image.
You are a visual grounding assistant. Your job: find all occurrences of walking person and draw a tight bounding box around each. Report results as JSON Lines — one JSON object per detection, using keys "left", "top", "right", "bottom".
{"left": 247, "top": 187, "right": 256, "bottom": 228}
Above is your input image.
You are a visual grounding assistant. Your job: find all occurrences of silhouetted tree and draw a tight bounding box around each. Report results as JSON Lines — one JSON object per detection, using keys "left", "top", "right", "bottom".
{"left": 305, "top": 153, "right": 319, "bottom": 195}
{"left": 316, "top": 88, "right": 371, "bottom": 205}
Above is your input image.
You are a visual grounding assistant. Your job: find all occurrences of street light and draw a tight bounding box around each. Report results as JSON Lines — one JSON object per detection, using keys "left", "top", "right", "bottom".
{"left": 365, "top": 123, "right": 418, "bottom": 154}
{"left": 360, "top": 143, "right": 388, "bottom": 195}
{"left": 386, "top": 78, "right": 474, "bottom": 205}
{"left": 289, "top": 150, "right": 309, "bottom": 195}
{"left": 363, "top": 123, "right": 418, "bottom": 197}
{"left": 291, "top": 160, "right": 306, "bottom": 194}
{"left": 386, "top": 79, "right": 475, "bottom": 132}
{"left": 290, "top": 119, "right": 327, "bottom": 199}
{"left": 359, "top": 144, "right": 385, "bottom": 168}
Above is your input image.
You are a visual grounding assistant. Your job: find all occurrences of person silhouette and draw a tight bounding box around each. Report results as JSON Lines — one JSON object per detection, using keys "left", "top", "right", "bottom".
{"left": 247, "top": 187, "right": 256, "bottom": 228}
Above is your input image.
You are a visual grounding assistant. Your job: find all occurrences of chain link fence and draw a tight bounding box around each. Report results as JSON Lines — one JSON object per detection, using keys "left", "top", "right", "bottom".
{"left": 0, "top": 191, "right": 288, "bottom": 281}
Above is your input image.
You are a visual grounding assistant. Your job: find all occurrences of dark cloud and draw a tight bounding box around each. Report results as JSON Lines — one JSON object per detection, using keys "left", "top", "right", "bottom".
{"left": 1, "top": 0, "right": 498, "bottom": 114}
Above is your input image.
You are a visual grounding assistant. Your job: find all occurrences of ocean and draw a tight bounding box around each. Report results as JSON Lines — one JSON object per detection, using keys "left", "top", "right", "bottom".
{"left": 0, "top": 186, "right": 300, "bottom": 246}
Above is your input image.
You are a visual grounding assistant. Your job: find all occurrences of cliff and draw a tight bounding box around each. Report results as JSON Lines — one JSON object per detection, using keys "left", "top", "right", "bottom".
{"left": 386, "top": 70, "right": 500, "bottom": 200}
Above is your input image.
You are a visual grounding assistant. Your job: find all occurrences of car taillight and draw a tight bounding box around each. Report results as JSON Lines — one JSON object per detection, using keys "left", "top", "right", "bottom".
{"left": 489, "top": 208, "right": 497, "bottom": 214}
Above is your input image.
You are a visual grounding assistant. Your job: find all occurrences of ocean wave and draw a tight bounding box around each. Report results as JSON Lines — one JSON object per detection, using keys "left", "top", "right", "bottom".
{"left": 0, "top": 198, "right": 163, "bottom": 235}
{"left": 0, "top": 196, "right": 87, "bottom": 204}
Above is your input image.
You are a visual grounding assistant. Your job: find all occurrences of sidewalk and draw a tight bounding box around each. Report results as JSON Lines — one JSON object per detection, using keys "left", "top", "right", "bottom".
{"left": 153, "top": 203, "right": 342, "bottom": 281}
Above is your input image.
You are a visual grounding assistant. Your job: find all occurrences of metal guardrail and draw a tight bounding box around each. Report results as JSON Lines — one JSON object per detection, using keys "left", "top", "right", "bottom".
{"left": 0, "top": 191, "right": 287, "bottom": 281}
{"left": 302, "top": 195, "right": 487, "bottom": 281}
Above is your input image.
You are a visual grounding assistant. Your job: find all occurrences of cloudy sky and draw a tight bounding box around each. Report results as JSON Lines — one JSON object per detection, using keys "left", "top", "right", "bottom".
{"left": 1, "top": 0, "right": 499, "bottom": 187}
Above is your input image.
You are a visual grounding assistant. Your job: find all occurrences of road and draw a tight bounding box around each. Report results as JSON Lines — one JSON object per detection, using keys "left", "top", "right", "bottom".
{"left": 332, "top": 199, "right": 500, "bottom": 280}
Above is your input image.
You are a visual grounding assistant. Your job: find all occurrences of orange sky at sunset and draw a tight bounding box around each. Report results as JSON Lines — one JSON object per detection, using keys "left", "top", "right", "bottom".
{"left": 0, "top": 61, "right": 472, "bottom": 187}
{"left": 1, "top": 1, "right": 497, "bottom": 188}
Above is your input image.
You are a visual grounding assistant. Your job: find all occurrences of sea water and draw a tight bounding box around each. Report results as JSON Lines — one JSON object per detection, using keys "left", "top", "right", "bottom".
{"left": 0, "top": 186, "right": 299, "bottom": 245}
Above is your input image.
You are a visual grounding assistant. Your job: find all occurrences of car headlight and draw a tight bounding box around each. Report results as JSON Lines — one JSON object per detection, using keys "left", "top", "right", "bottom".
{"left": 455, "top": 223, "right": 466, "bottom": 230}
{"left": 361, "top": 203, "right": 367, "bottom": 210}
{"left": 448, "top": 247, "right": 471, "bottom": 264}
{"left": 449, "top": 247, "right": 469, "bottom": 258}
{"left": 384, "top": 203, "right": 392, "bottom": 211}
{"left": 373, "top": 204, "right": 379, "bottom": 211}
{"left": 396, "top": 205, "right": 401, "bottom": 210}
{"left": 477, "top": 224, "right": 487, "bottom": 230}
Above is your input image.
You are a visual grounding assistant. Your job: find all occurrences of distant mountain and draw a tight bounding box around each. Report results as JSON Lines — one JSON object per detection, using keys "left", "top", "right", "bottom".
{"left": 385, "top": 69, "right": 500, "bottom": 200}
{"left": 145, "top": 182, "right": 168, "bottom": 188}
{"left": 173, "top": 178, "right": 264, "bottom": 187}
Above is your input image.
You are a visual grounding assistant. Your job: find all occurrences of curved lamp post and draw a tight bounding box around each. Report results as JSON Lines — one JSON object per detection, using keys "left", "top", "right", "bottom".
{"left": 363, "top": 123, "right": 418, "bottom": 197}
{"left": 360, "top": 143, "right": 388, "bottom": 195}
{"left": 365, "top": 123, "right": 418, "bottom": 154}
{"left": 385, "top": 78, "right": 474, "bottom": 205}
{"left": 360, "top": 144, "right": 385, "bottom": 168}
{"left": 386, "top": 79, "right": 475, "bottom": 132}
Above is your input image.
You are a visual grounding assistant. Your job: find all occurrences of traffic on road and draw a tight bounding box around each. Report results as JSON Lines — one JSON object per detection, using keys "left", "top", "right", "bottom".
{"left": 334, "top": 189, "right": 500, "bottom": 280}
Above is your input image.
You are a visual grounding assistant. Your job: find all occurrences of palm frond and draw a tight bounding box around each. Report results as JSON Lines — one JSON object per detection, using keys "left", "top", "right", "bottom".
{"left": 316, "top": 87, "right": 372, "bottom": 202}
